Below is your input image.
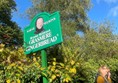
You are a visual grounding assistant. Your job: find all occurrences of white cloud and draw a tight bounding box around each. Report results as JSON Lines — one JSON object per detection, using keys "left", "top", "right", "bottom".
{"left": 109, "top": 6, "right": 118, "bottom": 17}
{"left": 97, "top": 0, "right": 118, "bottom": 4}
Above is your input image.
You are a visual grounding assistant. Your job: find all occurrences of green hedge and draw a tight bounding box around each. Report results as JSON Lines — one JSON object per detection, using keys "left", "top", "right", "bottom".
{"left": 0, "top": 43, "right": 118, "bottom": 83}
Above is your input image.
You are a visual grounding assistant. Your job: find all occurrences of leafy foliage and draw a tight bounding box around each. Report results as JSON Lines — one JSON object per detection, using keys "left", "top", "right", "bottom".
{"left": 0, "top": 0, "right": 16, "bottom": 26}
{"left": 0, "top": 25, "right": 23, "bottom": 46}
{"left": 0, "top": 0, "right": 118, "bottom": 83}
{"left": 0, "top": 0, "right": 23, "bottom": 46}
{"left": 27, "top": 0, "right": 91, "bottom": 33}
{"left": 0, "top": 26, "right": 118, "bottom": 82}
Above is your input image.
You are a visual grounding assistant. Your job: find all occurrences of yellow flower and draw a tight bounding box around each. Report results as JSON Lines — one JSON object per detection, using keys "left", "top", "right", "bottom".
{"left": 49, "top": 79, "right": 53, "bottom": 83}
{"left": 40, "top": 67, "right": 45, "bottom": 70}
{"left": 53, "top": 58, "right": 56, "bottom": 61}
{"left": 59, "top": 63, "right": 64, "bottom": 67}
{"left": 33, "top": 53, "right": 36, "bottom": 56}
{"left": 33, "top": 57, "right": 36, "bottom": 61}
{"left": 69, "top": 68, "right": 76, "bottom": 74}
{"left": 0, "top": 48, "right": 3, "bottom": 52}
{"left": 70, "top": 60, "right": 75, "bottom": 65}
{"left": 0, "top": 44, "right": 5, "bottom": 48}
{"left": 17, "top": 79, "right": 21, "bottom": 83}
{"left": 6, "top": 79, "right": 10, "bottom": 83}
{"left": 10, "top": 51, "right": 15, "bottom": 55}
{"left": 57, "top": 74, "right": 60, "bottom": 77}
{"left": 18, "top": 47, "right": 23, "bottom": 52}
{"left": 53, "top": 62, "right": 56, "bottom": 66}
{"left": 63, "top": 78, "right": 66, "bottom": 82}
{"left": 63, "top": 77, "right": 71, "bottom": 83}
{"left": 16, "top": 74, "right": 20, "bottom": 77}
{"left": 17, "top": 61, "right": 21, "bottom": 64}
{"left": 66, "top": 77, "right": 71, "bottom": 82}
{"left": 35, "top": 62, "right": 39, "bottom": 66}
{"left": 0, "top": 44, "right": 4, "bottom": 52}
{"left": 51, "top": 66, "right": 55, "bottom": 71}
{"left": 65, "top": 78, "right": 69, "bottom": 82}
{"left": 18, "top": 66, "right": 23, "bottom": 71}
{"left": 10, "top": 63, "right": 16, "bottom": 67}
{"left": 51, "top": 75, "right": 56, "bottom": 80}
{"left": 65, "top": 66, "right": 69, "bottom": 70}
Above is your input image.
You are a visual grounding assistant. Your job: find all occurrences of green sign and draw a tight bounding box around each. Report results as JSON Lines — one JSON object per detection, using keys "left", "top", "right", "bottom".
{"left": 24, "top": 12, "right": 63, "bottom": 54}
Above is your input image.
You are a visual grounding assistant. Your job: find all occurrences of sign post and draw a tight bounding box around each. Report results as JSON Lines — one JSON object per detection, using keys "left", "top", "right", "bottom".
{"left": 41, "top": 50, "right": 48, "bottom": 83}
{"left": 24, "top": 11, "right": 63, "bottom": 83}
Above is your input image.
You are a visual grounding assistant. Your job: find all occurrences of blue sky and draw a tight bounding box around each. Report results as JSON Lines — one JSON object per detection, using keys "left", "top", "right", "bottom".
{"left": 12, "top": 0, "right": 32, "bottom": 29}
{"left": 88, "top": 0, "right": 118, "bottom": 34}
{"left": 12, "top": 0, "right": 118, "bottom": 34}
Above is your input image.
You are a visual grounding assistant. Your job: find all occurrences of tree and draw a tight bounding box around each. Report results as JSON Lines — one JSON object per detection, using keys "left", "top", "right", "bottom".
{"left": 26, "top": 0, "right": 91, "bottom": 59}
{"left": 0, "top": 0, "right": 16, "bottom": 26}
{"left": 81, "top": 21, "right": 118, "bottom": 60}
{"left": 0, "top": 0, "right": 23, "bottom": 46}
{"left": 27, "top": 0, "right": 91, "bottom": 35}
